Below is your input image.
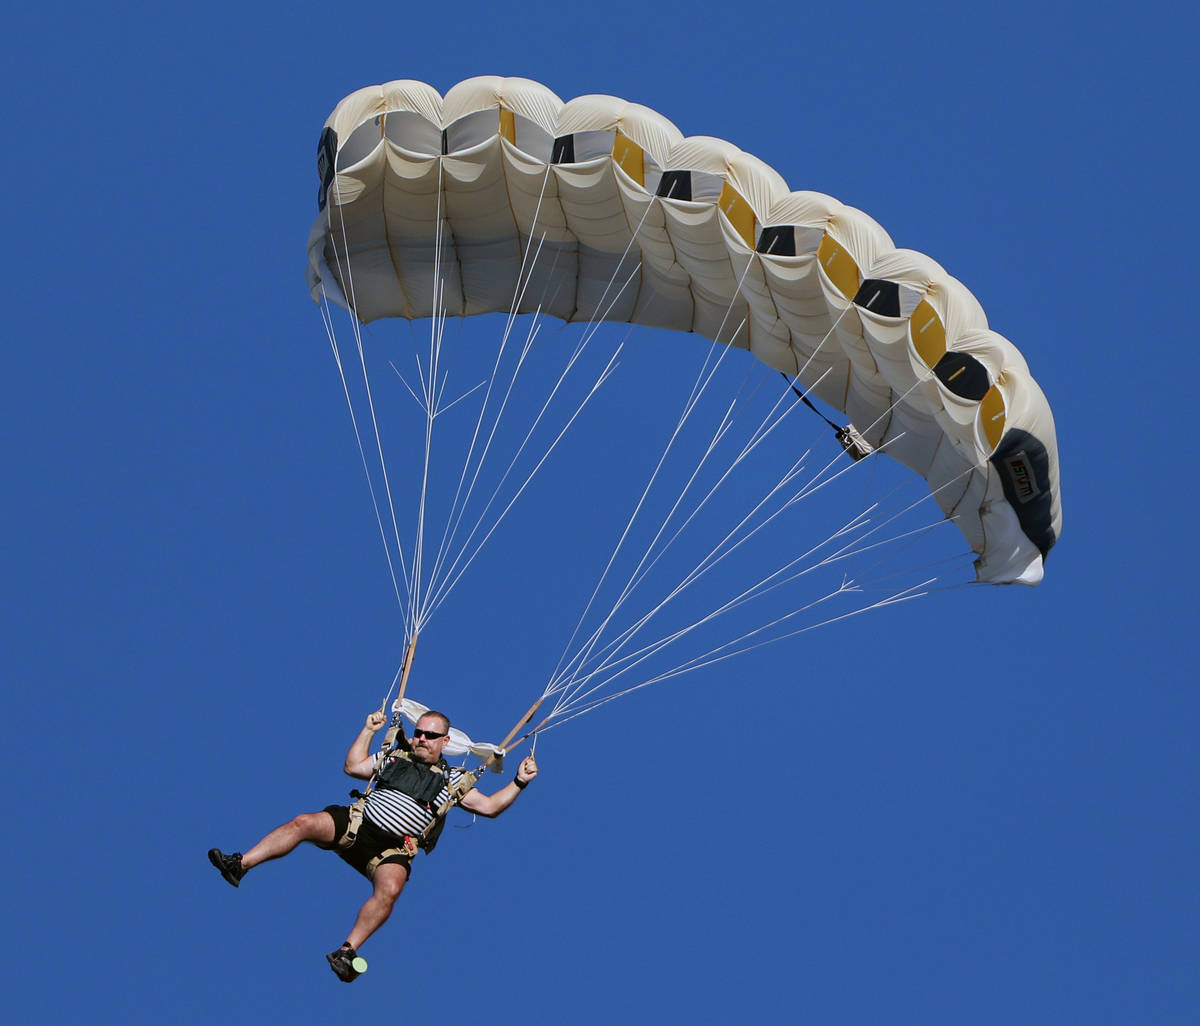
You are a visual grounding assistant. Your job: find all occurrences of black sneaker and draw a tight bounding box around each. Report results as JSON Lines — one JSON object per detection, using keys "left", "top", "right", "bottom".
{"left": 326, "top": 944, "right": 368, "bottom": 983}
{"left": 208, "top": 848, "right": 245, "bottom": 888}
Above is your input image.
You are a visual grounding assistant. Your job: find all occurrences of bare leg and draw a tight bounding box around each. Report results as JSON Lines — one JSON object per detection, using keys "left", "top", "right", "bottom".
{"left": 241, "top": 812, "right": 337, "bottom": 871}
{"left": 345, "top": 862, "right": 409, "bottom": 950}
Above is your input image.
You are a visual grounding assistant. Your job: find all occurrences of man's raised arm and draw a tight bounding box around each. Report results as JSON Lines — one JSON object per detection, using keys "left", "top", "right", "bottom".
{"left": 344, "top": 711, "right": 387, "bottom": 779}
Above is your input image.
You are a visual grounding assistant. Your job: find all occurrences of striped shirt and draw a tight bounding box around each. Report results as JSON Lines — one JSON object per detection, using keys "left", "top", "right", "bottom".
{"left": 362, "top": 752, "right": 469, "bottom": 839}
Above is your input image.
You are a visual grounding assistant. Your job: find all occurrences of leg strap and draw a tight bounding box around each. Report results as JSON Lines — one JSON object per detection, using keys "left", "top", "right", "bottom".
{"left": 365, "top": 836, "right": 417, "bottom": 877}
{"left": 338, "top": 797, "right": 367, "bottom": 850}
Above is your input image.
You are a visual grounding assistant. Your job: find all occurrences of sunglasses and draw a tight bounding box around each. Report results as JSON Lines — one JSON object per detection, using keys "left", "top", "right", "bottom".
{"left": 412, "top": 728, "right": 448, "bottom": 741}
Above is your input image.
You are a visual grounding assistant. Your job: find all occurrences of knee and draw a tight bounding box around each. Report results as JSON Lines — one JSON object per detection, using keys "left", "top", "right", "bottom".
{"left": 291, "top": 812, "right": 333, "bottom": 840}
{"left": 377, "top": 881, "right": 403, "bottom": 905}
{"left": 374, "top": 871, "right": 408, "bottom": 905}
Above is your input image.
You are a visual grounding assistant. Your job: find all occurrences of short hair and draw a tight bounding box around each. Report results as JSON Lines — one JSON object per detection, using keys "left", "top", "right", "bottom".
{"left": 418, "top": 709, "right": 451, "bottom": 734}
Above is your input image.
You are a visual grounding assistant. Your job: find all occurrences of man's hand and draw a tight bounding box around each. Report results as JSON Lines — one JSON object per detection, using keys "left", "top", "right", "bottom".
{"left": 460, "top": 753, "right": 539, "bottom": 817}
{"left": 516, "top": 755, "right": 538, "bottom": 785}
{"left": 345, "top": 710, "right": 387, "bottom": 779}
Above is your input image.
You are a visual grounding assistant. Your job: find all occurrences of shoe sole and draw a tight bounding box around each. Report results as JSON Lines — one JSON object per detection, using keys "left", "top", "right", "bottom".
{"left": 326, "top": 951, "right": 368, "bottom": 982}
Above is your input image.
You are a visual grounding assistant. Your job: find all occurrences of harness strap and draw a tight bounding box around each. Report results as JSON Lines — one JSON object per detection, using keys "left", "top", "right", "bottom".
{"left": 380, "top": 718, "right": 406, "bottom": 754}
{"left": 339, "top": 754, "right": 466, "bottom": 855}
{"left": 338, "top": 707, "right": 411, "bottom": 850}
{"left": 419, "top": 768, "right": 480, "bottom": 845}
{"left": 364, "top": 836, "right": 418, "bottom": 877}
{"left": 338, "top": 794, "right": 367, "bottom": 849}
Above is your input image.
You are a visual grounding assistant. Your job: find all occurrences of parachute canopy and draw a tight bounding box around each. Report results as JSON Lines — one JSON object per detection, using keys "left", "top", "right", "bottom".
{"left": 307, "top": 76, "right": 1061, "bottom": 585}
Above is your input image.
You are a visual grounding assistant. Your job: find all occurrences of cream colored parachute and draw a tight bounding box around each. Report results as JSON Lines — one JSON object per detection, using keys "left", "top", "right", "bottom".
{"left": 307, "top": 76, "right": 1061, "bottom": 584}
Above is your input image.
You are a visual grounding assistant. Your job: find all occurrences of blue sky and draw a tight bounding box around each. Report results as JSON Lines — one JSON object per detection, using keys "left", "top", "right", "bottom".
{"left": 4, "top": 2, "right": 1196, "bottom": 1023}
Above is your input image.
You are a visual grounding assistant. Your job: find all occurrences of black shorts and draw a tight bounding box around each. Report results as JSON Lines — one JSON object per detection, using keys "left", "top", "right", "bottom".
{"left": 321, "top": 804, "right": 415, "bottom": 880}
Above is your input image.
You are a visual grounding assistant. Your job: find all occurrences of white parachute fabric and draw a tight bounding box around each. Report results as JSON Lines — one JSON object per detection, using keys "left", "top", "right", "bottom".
{"left": 308, "top": 76, "right": 1061, "bottom": 585}
{"left": 395, "top": 697, "right": 505, "bottom": 770}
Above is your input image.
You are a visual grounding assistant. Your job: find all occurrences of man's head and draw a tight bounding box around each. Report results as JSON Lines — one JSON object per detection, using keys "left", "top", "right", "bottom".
{"left": 410, "top": 710, "right": 451, "bottom": 765}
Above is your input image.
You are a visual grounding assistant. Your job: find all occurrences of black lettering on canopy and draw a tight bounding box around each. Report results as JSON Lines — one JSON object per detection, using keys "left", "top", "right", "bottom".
{"left": 990, "top": 429, "right": 1058, "bottom": 557}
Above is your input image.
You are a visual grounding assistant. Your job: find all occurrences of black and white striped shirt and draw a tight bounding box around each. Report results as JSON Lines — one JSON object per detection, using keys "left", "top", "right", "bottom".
{"left": 362, "top": 753, "right": 469, "bottom": 839}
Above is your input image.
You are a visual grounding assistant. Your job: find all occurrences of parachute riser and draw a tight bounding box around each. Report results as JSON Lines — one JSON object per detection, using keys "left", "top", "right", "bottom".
{"left": 395, "top": 633, "right": 419, "bottom": 706}
{"left": 377, "top": 633, "right": 420, "bottom": 755}
{"left": 497, "top": 695, "right": 545, "bottom": 752}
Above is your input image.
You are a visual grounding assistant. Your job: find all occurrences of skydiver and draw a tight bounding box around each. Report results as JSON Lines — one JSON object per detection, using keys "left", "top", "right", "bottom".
{"left": 208, "top": 709, "right": 538, "bottom": 982}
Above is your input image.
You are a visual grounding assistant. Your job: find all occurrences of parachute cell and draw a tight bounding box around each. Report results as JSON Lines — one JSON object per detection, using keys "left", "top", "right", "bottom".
{"left": 307, "top": 76, "right": 1061, "bottom": 584}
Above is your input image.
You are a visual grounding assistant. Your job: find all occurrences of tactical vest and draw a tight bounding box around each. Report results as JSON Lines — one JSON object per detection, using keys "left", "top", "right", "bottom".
{"left": 374, "top": 751, "right": 455, "bottom": 853}
{"left": 376, "top": 751, "right": 451, "bottom": 805}
{"left": 338, "top": 743, "right": 480, "bottom": 871}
